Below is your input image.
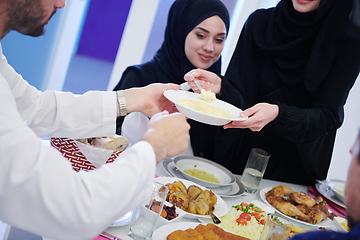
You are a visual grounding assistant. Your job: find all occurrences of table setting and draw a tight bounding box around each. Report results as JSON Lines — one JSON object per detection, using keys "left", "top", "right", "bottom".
{"left": 98, "top": 156, "right": 347, "bottom": 240}
{"left": 91, "top": 89, "right": 347, "bottom": 239}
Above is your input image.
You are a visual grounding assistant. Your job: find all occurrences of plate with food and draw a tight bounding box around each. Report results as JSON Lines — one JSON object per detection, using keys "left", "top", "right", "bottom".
{"left": 334, "top": 217, "right": 349, "bottom": 232}
{"left": 173, "top": 156, "right": 236, "bottom": 188}
{"left": 152, "top": 222, "right": 247, "bottom": 240}
{"left": 315, "top": 180, "right": 346, "bottom": 208}
{"left": 198, "top": 201, "right": 269, "bottom": 240}
{"left": 259, "top": 186, "right": 336, "bottom": 228}
{"left": 155, "top": 177, "right": 228, "bottom": 219}
{"left": 152, "top": 222, "right": 201, "bottom": 240}
{"left": 162, "top": 158, "right": 245, "bottom": 197}
{"left": 164, "top": 90, "right": 247, "bottom": 126}
{"left": 147, "top": 200, "right": 186, "bottom": 228}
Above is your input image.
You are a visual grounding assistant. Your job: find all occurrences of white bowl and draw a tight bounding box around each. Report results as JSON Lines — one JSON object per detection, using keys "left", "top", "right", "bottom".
{"left": 326, "top": 179, "right": 345, "bottom": 203}
{"left": 164, "top": 90, "right": 247, "bottom": 126}
{"left": 155, "top": 201, "right": 186, "bottom": 228}
{"left": 173, "top": 156, "right": 236, "bottom": 188}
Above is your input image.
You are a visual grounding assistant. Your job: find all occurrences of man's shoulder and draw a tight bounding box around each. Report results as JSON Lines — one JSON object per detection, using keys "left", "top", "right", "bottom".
{"left": 289, "top": 223, "right": 360, "bottom": 240}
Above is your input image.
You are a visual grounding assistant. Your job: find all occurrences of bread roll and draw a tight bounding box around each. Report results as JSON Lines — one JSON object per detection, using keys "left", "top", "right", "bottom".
{"left": 76, "top": 135, "right": 130, "bottom": 151}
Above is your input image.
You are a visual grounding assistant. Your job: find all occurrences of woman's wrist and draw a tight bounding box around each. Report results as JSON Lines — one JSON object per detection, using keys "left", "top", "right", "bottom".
{"left": 122, "top": 88, "right": 142, "bottom": 115}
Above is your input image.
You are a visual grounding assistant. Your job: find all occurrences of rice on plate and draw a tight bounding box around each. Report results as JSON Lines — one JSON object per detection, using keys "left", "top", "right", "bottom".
{"left": 217, "top": 202, "right": 267, "bottom": 240}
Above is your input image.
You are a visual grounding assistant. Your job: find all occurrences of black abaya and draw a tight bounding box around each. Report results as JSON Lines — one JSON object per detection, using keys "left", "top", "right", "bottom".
{"left": 214, "top": 0, "right": 360, "bottom": 185}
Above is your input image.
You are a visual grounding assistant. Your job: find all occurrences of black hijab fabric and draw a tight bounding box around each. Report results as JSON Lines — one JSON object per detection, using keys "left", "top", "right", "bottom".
{"left": 113, "top": 0, "right": 230, "bottom": 88}
{"left": 214, "top": 0, "right": 360, "bottom": 185}
{"left": 254, "top": 0, "right": 360, "bottom": 117}
{"left": 113, "top": 0, "right": 230, "bottom": 159}
{"left": 234, "top": 0, "right": 360, "bottom": 119}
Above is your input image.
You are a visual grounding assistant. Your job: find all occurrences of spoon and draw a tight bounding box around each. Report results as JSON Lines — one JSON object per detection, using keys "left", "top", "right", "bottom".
{"left": 208, "top": 210, "right": 221, "bottom": 224}
{"left": 193, "top": 79, "right": 217, "bottom": 103}
{"left": 194, "top": 78, "right": 203, "bottom": 92}
{"left": 316, "top": 179, "right": 336, "bottom": 195}
{"left": 100, "top": 232, "right": 120, "bottom": 240}
{"left": 316, "top": 180, "right": 330, "bottom": 187}
{"left": 180, "top": 82, "right": 191, "bottom": 91}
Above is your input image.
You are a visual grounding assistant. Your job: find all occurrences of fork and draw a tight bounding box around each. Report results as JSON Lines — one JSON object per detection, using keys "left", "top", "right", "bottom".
{"left": 99, "top": 232, "right": 120, "bottom": 240}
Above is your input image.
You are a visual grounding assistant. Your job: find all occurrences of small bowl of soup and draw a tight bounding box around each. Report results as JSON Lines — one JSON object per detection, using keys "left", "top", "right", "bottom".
{"left": 173, "top": 156, "right": 236, "bottom": 188}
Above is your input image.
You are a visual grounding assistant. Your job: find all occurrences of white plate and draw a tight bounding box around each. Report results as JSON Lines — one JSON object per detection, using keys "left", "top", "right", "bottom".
{"left": 162, "top": 158, "right": 245, "bottom": 197}
{"left": 198, "top": 200, "right": 274, "bottom": 225}
{"left": 152, "top": 222, "right": 202, "bottom": 240}
{"left": 173, "top": 156, "right": 236, "bottom": 188}
{"left": 155, "top": 177, "right": 228, "bottom": 219}
{"left": 316, "top": 181, "right": 346, "bottom": 207}
{"left": 156, "top": 201, "right": 186, "bottom": 228}
{"left": 259, "top": 187, "right": 334, "bottom": 228}
{"left": 164, "top": 90, "right": 247, "bottom": 126}
{"left": 315, "top": 183, "right": 346, "bottom": 208}
{"left": 334, "top": 217, "right": 349, "bottom": 232}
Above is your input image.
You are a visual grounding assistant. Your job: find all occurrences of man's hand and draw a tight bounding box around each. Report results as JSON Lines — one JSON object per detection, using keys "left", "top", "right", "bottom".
{"left": 224, "top": 103, "right": 279, "bottom": 131}
{"left": 184, "top": 69, "right": 222, "bottom": 94}
{"left": 123, "top": 83, "right": 179, "bottom": 118}
{"left": 142, "top": 111, "right": 190, "bottom": 163}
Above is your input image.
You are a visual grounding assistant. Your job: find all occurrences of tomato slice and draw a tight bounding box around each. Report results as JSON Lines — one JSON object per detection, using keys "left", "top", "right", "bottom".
{"left": 236, "top": 218, "right": 248, "bottom": 225}
{"left": 239, "top": 212, "right": 251, "bottom": 221}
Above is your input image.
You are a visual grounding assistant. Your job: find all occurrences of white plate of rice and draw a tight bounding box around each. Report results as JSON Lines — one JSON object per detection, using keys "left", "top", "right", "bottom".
{"left": 164, "top": 90, "right": 247, "bottom": 126}
{"left": 198, "top": 201, "right": 270, "bottom": 240}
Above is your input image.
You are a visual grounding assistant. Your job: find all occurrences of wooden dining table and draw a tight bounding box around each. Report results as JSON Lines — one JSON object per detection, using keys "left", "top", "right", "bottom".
{"left": 102, "top": 159, "right": 345, "bottom": 240}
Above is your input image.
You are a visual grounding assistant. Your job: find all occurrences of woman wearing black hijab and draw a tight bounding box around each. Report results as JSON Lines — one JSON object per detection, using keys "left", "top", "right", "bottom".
{"left": 185, "top": 0, "right": 360, "bottom": 185}
{"left": 113, "top": 0, "right": 230, "bottom": 157}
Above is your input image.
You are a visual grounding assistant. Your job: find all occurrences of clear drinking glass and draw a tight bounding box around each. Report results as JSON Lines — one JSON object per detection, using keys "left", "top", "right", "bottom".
{"left": 128, "top": 181, "right": 169, "bottom": 240}
{"left": 240, "top": 148, "right": 270, "bottom": 193}
{"left": 259, "top": 214, "right": 292, "bottom": 240}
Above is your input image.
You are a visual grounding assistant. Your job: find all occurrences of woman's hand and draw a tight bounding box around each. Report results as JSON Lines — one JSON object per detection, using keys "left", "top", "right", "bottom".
{"left": 224, "top": 103, "right": 279, "bottom": 132}
{"left": 184, "top": 69, "right": 222, "bottom": 94}
{"left": 123, "top": 83, "right": 179, "bottom": 118}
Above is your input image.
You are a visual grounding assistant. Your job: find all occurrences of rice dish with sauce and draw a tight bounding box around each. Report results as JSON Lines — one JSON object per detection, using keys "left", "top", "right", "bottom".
{"left": 176, "top": 99, "right": 235, "bottom": 119}
{"left": 218, "top": 203, "right": 266, "bottom": 240}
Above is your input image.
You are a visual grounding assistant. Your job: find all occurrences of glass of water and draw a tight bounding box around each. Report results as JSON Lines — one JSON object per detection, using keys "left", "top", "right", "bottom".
{"left": 240, "top": 148, "right": 270, "bottom": 193}
{"left": 259, "top": 214, "right": 292, "bottom": 240}
{"left": 128, "top": 181, "right": 169, "bottom": 240}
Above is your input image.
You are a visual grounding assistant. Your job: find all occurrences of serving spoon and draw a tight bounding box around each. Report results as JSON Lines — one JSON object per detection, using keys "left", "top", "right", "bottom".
{"left": 208, "top": 210, "right": 221, "bottom": 224}
{"left": 179, "top": 79, "right": 203, "bottom": 91}
{"left": 193, "top": 78, "right": 203, "bottom": 92}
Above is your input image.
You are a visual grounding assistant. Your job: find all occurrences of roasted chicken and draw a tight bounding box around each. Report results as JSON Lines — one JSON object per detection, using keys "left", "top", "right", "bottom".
{"left": 266, "top": 185, "right": 335, "bottom": 225}
{"left": 187, "top": 185, "right": 203, "bottom": 201}
{"left": 266, "top": 194, "right": 311, "bottom": 222}
{"left": 289, "top": 192, "right": 316, "bottom": 208}
{"left": 188, "top": 189, "right": 217, "bottom": 215}
{"left": 165, "top": 181, "right": 187, "bottom": 200}
{"left": 165, "top": 180, "right": 218, "bottom": 215}
{"left": 168, "top": 191, "right": 189, "bottom": 211}
{"left": 266, "top": 185, "right": 294, "bottom": 198}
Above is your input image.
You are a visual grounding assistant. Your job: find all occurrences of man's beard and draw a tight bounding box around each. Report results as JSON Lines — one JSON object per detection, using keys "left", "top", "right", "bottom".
{"left": 347, "top": 214, "right": 359, "bottom": 230}
{"left": 26, "top": 23, "right": 46, "bottom": 37}
{"left": 6, "top": 0, "right": 56, "bottom": 37}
